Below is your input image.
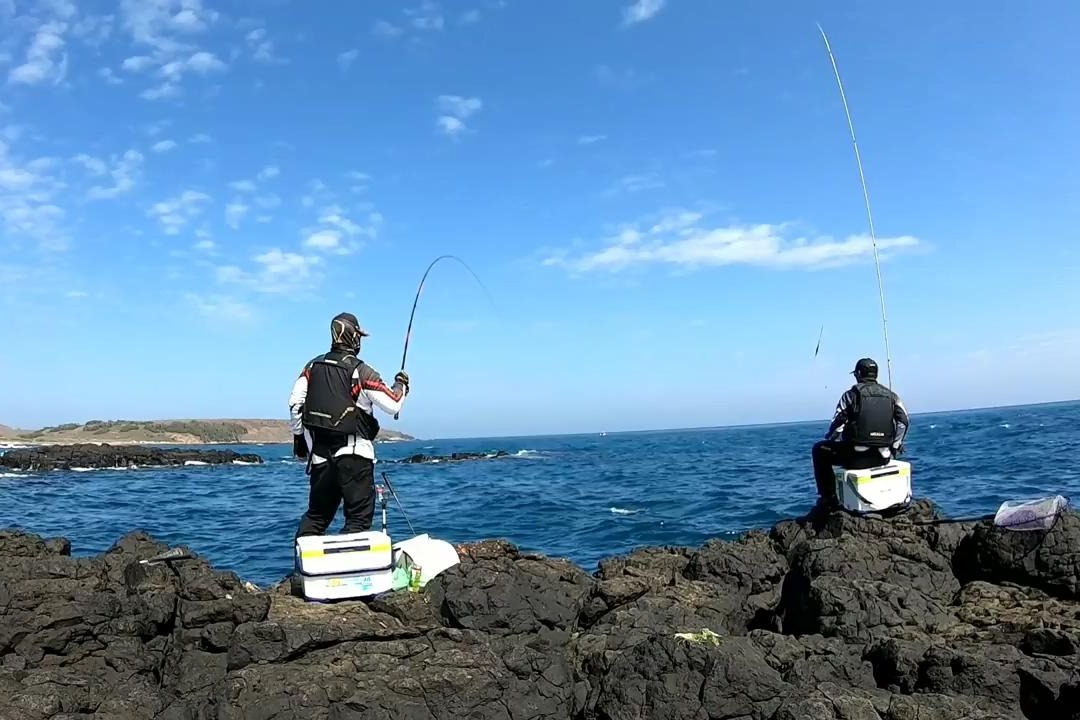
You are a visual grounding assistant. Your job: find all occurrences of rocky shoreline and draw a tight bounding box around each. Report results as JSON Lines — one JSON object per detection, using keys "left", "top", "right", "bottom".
{"left": 1, "top": 498, "right": 1077, "bottom": 718}
{"left": 0, "top": 443, "right": 263, "bottom": 471}
{"left": 394, "top": 450, "right": 512, "bottom": 464}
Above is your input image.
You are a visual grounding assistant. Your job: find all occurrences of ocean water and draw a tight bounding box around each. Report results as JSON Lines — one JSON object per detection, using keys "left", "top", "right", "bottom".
{"left": 1, "top": 401, "right": 1078, "bottom": 588}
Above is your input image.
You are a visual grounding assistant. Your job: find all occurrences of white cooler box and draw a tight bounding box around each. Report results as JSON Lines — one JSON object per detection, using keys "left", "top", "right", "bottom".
{"left": 295, "top": 530, "right": 395, "bottom": 601}
{"left": 834, "top": 460, "right": 912, "bottom": 514}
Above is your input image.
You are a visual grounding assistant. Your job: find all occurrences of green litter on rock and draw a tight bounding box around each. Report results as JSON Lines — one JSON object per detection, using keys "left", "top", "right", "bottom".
{"left": 674, "top": 629, "right": 722, "bottom": 646}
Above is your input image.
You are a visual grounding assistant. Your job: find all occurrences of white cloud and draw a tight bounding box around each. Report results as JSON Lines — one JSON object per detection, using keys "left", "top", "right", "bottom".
{"left": 622, "top": 0, "right": 666, "bottom": 26}
{"left": 188, "top": 133, "right": 211, "bottom": 144}
{"left": 256, "top": 165, "right": 279, "bottom": 181}
{"left": 65, "top": 289, "right": 88, "bottom": 299}
{"left": 372, "top": 20, "right": 403, "bottom": 38}
{"left": 436, "top": 94, "right": 482, "bottom": 139}
{"left": 8, "top": 20, "right": 68, "bottom": 86}
{"left": 185, "top": 292, "right": 253, "bottom": 322}
{"left": 338, "top": 48, "right": 359, "bottom": 70}
{"left": 543, "top": 209, "right": 921, "bottom": 274}
{"left": 577, "top": 134, "right": 607, "bottom": 145}
{"left": 604, "top": 173, "right": 665, "bottom": 196}
{"left": 225, "top": 200, "right": 248, "bottom": 229}
{"left": 246, "top": 27, "right": 282, "bottom": 64}
{"left": 151, "top": 139, "right": 177, "bottom": 153}
{"left": 438, "top": 94, "right": 482, "bottom": 119}
{"left": 0, "top": 139, "right": 67, "bottom": 251}
{"left": 98, "top": 67, "right": 123, "bottom": 85}
{"left": 85, "top": 149, "right": 144, "bottom": 199}
{"left": 405, "top": 1, "right": 444, "bottom": 31}
{"left": 71, "top": 153, "right": 107, "bottom": 176}
{"left": 217, "top": 248, "right": 321, "bottom": 294}
{"left": 194, "top": 238, "right": 215, "bottom": 251}
{"left": 459, "top": 10, "right": 481, "bottom": 25}
{"left": 304, "top": 229, "right": 340, "bottom": 250}
{"left": 228, "top": 179, "right": 256, "bottom": 193}
{"left": 117, "top": 0, "right": 226, "bottom": 100}
{"left": 437, "top": 116, "right": 467, "bottom": 139}
{"left": 148, "top": 189, "right": 211, "bottom": 234}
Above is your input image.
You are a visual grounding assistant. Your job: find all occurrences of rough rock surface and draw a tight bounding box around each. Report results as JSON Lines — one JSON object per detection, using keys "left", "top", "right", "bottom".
{"left": 1, "top": 498, "right": 1078, "bottom": 719}
{"left": 0, "top": 443, "right": 264, "bottom": 471}
{"left": 394, "top": 450, "right": 512, "bottom": 464}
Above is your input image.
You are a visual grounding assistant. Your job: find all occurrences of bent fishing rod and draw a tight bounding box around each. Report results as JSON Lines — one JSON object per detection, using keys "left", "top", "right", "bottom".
{"left": 393, "top": 254, "right": 496, "bottom": 419}
{"left": 817, "top": 24, "right": 895, "bottom": 390}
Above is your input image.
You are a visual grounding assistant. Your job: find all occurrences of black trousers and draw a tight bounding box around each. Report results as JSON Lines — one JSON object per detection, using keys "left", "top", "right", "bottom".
{"left": 811, "top": 440, "right": 889, "bottom": 501}
{"left": 295, "top": 454, "right": 376, "bottom": 538}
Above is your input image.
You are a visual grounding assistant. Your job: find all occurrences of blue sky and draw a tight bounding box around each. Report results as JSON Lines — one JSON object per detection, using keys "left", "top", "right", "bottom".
{"left": 1, "top": 0, "right": 1078, "bottom": 439}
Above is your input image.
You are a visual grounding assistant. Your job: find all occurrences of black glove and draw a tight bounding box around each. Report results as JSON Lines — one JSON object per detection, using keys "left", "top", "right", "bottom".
{"left": 394, "top": 370, "right": 410, "bottom": 395}
{"left": 292, "top": 434, "right": 308, "bottom": 459}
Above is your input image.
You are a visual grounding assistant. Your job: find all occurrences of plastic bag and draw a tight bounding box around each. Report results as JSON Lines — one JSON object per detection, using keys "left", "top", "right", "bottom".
{"left": 993, "top": 495, "right": 1070, "bottom": 531}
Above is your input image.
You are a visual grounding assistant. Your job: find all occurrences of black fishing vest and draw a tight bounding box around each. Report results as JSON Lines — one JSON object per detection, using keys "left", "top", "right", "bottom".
{"left": 843, "top": 381, "right": 896, "bottom": 447}
{"left": 301, "top": 352, "right": 381, "bottom": 446}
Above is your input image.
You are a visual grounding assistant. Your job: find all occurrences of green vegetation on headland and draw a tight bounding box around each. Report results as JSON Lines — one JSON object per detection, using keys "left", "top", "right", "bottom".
{"left": 0, "top": 419, "right": 414, "bottom": 445}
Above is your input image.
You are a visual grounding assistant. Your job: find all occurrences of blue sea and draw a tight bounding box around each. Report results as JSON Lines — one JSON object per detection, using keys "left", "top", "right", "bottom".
{"left": 2, "top": 401, "right": 1078, "bottom": 588}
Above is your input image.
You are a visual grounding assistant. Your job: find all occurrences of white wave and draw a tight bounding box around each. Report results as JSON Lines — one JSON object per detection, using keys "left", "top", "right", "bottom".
{"left": 1001, "top": 423, "right": 1011, "bottom": 429}
{"left": 929, "top": 424, "right": 937, "bottom": 429}
{"left": 0, "top": 472, "right": 23, "bottom": 478}
{"left": 231, "top": 460, "right": 258, "bottom": 466}
{"left": 184, "top": 460, "right": 208, "bottom": 466}
{"left": 610, "top": 507, "right": 641, "bottom": 515}
{"left": 71, "top": 467, "right": 96, "bottom": 472}
{"left": 511, "top": 449, "right": 545, "bottom": 458}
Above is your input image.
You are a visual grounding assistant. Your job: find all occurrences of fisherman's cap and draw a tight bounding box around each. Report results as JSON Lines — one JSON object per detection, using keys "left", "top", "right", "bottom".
{"left": 332, "top": 311, "right": 370, "bottom": 337}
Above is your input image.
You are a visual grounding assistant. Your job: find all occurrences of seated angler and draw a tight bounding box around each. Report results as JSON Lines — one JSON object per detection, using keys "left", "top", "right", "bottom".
{"left": 812, "top": 357, "right": 910, "bottom": 508}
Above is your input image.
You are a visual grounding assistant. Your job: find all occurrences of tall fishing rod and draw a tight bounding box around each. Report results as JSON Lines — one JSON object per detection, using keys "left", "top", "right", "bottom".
{"left": 393, "top": 254, "right": 496, "bottom": 419}
{"left": 817, "top": 24, "right": 894, "bottom": 390}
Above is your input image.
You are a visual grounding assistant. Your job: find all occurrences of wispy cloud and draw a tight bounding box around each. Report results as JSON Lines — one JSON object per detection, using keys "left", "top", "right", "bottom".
{"left": 185, "top": 292, "right": 253, "bottom": 322}
{"left": 151, "top": 139, "right": 177, "bottom": 153}
{"left": 338, "top": 48, "right": 359, "bottom": 70}
{"left": 594, "top": 64, "right": 650, "bottom": 91}
{"left": 217, "top": 248, "right": 322, "bottom": 294}
{"left": 577, "top": 134, "right": 608, "bottom": 145}
{"left": 188, "top": 133, "right": 212, "bottom": 144}
{"left": 225, "top": 200, "right": 248, "bottom": 229}
{"left": 622, "top": 0, "right": 666, "bottom": 26}
{"left": 603, "top": 173, "right": 665, "bottom": 197}
{"left": 436, "top": 94, "right": 483, "bottom": 139}
{"left": 8, "top": 18, "right": 70, "bottom": 86}
{"left": 83, "top": 149, "right": 144, "bottom": 200}
{"left": 0, "top": 138, "right": 67, "bottom": 251}
{"left": 372, "top": 20, "right": 403, "bottom": 38}
{"left": 543, "top": 209, "right": 922, "bottom": 274}
{"left": 404, "top": 1, "right": 444, "bottom": 31}
{"left": 148, "top": 189, "right": 211, "bottom": 235}
{"left": 459, "top": 10, "right": 482, "bottom": 26}
{"left": 245, "top": 27, "right": 283, "bottom": 64}
{"left": 117, "top": 0, "right": 226, "bottom": 101}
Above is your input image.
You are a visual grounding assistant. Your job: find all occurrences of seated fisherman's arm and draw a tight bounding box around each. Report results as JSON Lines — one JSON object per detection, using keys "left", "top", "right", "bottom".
{"left": 825, "top": 389, "right": 854, "bottom": 439}
{"left": 892, "top": 395, "right": 911, "bottom": 447}
{"left": 288, "top": 367, "right": 309, "bottom": 435}
{"left": 358, "top": 365, "right": 407, "bottom": 416}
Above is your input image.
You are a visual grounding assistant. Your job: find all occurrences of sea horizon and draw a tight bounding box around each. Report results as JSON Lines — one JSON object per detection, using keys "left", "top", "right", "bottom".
{"left": 414, "top": 396, "right": 1080, "bottom": 443}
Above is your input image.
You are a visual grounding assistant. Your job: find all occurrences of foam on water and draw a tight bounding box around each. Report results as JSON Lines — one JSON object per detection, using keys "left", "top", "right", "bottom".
{"left": 1, "top": 401, "right": 1078, "bottom": 587}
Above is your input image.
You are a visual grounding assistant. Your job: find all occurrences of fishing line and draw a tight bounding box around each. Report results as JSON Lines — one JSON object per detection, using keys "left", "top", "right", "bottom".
{"left": 817, "top": 24, "right": 895, "bottom": 390}
{"left": 393, "top": 254, "right": 497, "bottom": 419}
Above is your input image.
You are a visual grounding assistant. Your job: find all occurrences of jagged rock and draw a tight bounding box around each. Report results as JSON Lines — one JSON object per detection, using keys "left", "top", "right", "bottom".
{"left": 394, "top": 450, "right": 511, "bottom": 464}
{"left": 1, "top": 498, "right": 1079, "bottom": 718}
{"left": 0, "top": 443, "right": 263, "bottom": 471}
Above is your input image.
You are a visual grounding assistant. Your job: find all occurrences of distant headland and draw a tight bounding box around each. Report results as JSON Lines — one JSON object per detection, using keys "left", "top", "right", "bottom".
{"left": 0, "top": 419, "right": 415, "bottom": 446}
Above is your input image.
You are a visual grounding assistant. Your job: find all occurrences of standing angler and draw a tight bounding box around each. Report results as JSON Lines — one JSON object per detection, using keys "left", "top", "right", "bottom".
{"left": 811, "top": 357, "right": 909, "bottom": 508}
{"left": 289, "top": 312, "right": 410, "bottom": 537}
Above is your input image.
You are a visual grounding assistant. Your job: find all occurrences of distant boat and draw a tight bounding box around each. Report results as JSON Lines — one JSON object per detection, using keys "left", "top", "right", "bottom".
{"left": 599, "top": 432, "right": 607, "bottom": 437}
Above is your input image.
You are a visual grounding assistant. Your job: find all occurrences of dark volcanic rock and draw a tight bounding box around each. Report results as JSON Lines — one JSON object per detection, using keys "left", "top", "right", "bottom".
{"left": 395, "top": 450, "right": 511, "bottom": 464}
{"left": 2, "top": 497, "right": 1079, "bottom": 718}
{"left": 0, "top": 443, "right": 263, "bottom": 471}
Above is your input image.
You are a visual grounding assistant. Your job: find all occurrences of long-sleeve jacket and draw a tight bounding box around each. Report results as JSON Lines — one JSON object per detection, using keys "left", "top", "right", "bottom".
{"left": 288, "top": 357, "right": 406, "bottom": 463}
{"left": 826, "top": 383, "right": 910, "bottom": 457}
